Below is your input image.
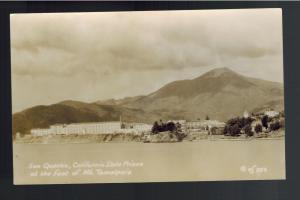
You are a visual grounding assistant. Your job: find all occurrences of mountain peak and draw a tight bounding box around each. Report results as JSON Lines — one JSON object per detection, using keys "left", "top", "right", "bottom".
{"left": 200, "top": 67, "right": 237, "bottom": 78}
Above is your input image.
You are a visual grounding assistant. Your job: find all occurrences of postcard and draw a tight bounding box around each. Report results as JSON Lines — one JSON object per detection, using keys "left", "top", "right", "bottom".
{"left": 11, "top": 8, "right": 285, "bottom": 184}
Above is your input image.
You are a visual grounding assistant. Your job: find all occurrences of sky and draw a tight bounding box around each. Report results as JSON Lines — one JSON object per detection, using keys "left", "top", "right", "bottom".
{"left": 11, "top": 8, "right": 283, "bottom": 113}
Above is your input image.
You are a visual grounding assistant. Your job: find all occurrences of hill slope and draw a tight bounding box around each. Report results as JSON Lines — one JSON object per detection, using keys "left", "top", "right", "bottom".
{"left": 13, "top": 67, "right": 284, "bottom": 136}
{"left": 123, "top": 67, "right": 284, "bottom": 120}
{"left": 12, "top": 101, "right": 158, "bottom": 136}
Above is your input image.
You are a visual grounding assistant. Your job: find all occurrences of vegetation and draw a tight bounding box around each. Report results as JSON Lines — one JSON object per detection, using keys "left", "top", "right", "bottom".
{"left": 270, "top": 121, "right": 281, "bottom": 131}
{"left": 228, "top": 124, "right": 241, "bottom": 136}
{"left": 151, "top": 121, "right": 177, "bottom": 134}
{"left": 223, "top": 110, "right": 285, "bottom": 138}
{"left": 243, "top": 124, "right": 253, "bottom": 136}
{"left": 223, "top": 117, "right": 254, "bottom": 136}
{"left": 261, "top": 115, "right": 270, "bottom": 129}
{"left": 254, "top": 124, "right": 262, "bottom": 133}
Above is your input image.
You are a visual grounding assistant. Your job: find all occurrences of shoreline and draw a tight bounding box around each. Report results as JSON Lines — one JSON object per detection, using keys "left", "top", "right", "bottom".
{"left": 13, "top": 134, "right": 285, "bottom": 145}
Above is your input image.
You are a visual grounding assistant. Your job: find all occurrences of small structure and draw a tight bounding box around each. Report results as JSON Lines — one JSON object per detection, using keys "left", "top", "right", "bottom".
{"left": 243, "top": 110, "right": 249, "bottom": 118}
{"left": 16, "top": 132, "right": 21, "bottom": 139}
{"left": 264, "top": 109, "right": 279, "bottom": 118}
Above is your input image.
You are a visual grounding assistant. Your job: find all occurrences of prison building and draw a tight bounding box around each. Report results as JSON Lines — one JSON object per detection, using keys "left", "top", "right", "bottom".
{"left": 51, "top": 121, "right": 121, "bottom": 135}
{"left": 186, "top": 120, "right": 225, "bottom": 130}
{"left": 29, "top": 121, "right": 122, "bottom": 136}
{"left": 129, "top": 123, "right": 152, "bottom": 132}
{"left": 168, "top": 120, "right": 186, "bottom": 124}
{"left": 30, "top": 128, "right": 52, "bottom": 136}
{"left": 264, "top": 110, "right": 279, "bottom": 118}
{"left": 121, "top": 123, "right": 152, "bottom": 134}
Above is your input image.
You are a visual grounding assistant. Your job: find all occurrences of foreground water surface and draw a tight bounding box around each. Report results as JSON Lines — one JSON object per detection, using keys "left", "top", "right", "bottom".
{"left": 13, "top": 139, "right": 285, "bottom": 184}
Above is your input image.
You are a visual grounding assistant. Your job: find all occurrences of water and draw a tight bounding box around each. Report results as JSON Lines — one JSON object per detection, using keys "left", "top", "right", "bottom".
{"left": 13, "top": 139, "right": 285, "bottom": 184}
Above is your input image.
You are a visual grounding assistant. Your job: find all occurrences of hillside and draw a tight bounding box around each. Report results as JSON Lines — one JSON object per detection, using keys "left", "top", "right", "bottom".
{"left": 12, "top": 101, "right": 159, "bottom": 136}
{"left": 122, "top": 67, "right": 284, "bottom": 120}
{"left": 12, "top": 67, "right": 284, "bottom": 136}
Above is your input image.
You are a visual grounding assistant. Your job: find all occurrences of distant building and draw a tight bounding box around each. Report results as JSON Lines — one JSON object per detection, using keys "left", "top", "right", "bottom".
{"left": 243, "top": 110, "right": 249, "bottom": 118}
{"left": 186, "top": 120, "right": 225, "bottom": 131}
{"left": 131, "top": 123, "right": 152, "bottom": 132}
{"left": 30, "top": 121, "right": 153, "bottom": 136}
{"left": 123, "top": 122, "right": 152, "bottom": 133}
{"left": 31, "top": 121, "right": 121, "bottom": 136}
{"left": 168, "top": 120, "right": 186, "bottom": 124}
{"left": 264, "top": 109, "right": 279, "bottom": 118}
{"left": 31, "top": 128, "right": 52, "bottom": 136}
{"left": 114, "top": 123, "right": 152, "bottom": 135}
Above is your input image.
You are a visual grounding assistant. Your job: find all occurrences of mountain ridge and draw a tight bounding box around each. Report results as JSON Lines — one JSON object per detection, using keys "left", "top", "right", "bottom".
{"left": 12, "top": 67, "right": 284, "bottom": 136}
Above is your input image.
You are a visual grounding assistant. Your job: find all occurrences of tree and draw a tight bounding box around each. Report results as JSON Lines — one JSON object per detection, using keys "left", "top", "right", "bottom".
{"left": 157, "top": 119, "right": 165, "bottom": 132}
{"left": 261, "top": 115, "right": 269, "bottom": 129}
{"left": 166, "top": 122, "right": 176, "bottom": 132}
{"left": 230, "top": 124, "right": 241, "bottom": 136}
{"left": 270, "top": 121, "right": 280, "bottom": 131}
{"left": 151, "top": 121, "right": 159, "bottom": 134}
{"left": 244, "top": 124, "right": 253, "bottom": 136}
{"left": 205, "top": 115, "right": 210, "bottom": 120}
{"left": 254, "top": 124, "right": 262, "bottom": 133}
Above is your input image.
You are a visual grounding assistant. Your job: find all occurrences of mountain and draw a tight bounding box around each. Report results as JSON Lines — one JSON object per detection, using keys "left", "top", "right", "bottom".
{"left": 12, "top": 101, "right": 159, "bottom": 136}
{"left": 122, "top": 67, "right": 284, "bottom": 120}
{"left": 12, "top": 67, "right": 284, "bottom": 136}
{"left": 94, "top": 96, "right": 145, "bottom": 106}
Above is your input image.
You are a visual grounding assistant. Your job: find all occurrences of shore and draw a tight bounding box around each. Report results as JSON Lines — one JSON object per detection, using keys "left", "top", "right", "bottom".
{"left": 14, "top": 130, "right": 285, "bottom": 144}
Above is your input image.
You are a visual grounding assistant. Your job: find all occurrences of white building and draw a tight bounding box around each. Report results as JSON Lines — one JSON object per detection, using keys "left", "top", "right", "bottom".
{"left": 130, "top": 123, "right": 152, "bottom": 132}
{"left": 243, "top": 110, "right": 249, "bottom": 118}
{"left": 30, "top": 121, "right": 154, "bottom": 136}
{"left": 168, "top": 120, "right": 186, "bottom": 124}
{"left": 186, "top": 120, "right": 225, "bottom": 130}
{"left": 31, "top": 121, "right": 121, "bottom": 136}
{"left": 30, "top": 128, "right": 52, "bottom": 136}
{"left": 120, "top": 122, "right": 152, "bottom": 135}
{"left": 264, "top": 110, "right": 279, "bottom": 118}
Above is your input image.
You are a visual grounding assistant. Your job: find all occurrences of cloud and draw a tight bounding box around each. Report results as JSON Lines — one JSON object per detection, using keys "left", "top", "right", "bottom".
{"left": 10, "top": 9, "right": 283, "bottom": 112}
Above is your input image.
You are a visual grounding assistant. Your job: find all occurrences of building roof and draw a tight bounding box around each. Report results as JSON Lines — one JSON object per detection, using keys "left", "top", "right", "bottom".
{"left": 51, "top": 121, "right": 121, "bottom": 126}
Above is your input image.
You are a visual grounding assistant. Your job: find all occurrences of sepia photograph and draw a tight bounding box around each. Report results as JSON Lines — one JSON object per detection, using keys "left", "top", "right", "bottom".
{"left": 11, "top": 8, "right": 285, "bottom": 184}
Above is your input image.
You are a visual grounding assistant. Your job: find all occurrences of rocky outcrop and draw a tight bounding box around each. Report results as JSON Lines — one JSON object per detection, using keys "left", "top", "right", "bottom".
{"left": 143, "top": 131, "right": 185, "bottom": 143}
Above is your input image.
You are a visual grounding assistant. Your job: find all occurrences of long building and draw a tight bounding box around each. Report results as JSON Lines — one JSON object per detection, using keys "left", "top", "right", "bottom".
{"left": 30, "top": 121, "right": 152, "bottom": 136}
{"left": 30, "top": 128, "right": 53, "bottom": 136}
{"left": 186, "top": 120, "right": 225, "bottom": 130}
{"left": 31, "top": 121, "right": 121, "bottom": 136}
